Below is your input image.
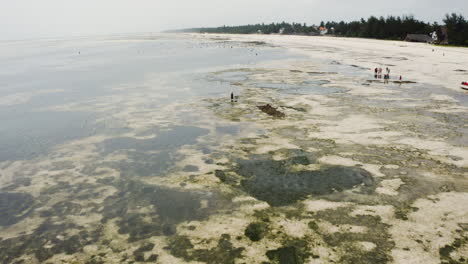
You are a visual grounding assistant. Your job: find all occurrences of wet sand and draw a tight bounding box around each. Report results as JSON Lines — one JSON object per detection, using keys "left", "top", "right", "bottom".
{"left": 0, "top": 34, "right": 467, "bottom": 264}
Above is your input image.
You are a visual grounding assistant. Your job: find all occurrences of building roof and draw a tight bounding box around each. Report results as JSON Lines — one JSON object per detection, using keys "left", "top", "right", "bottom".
{"left": 405, "top": 34, "right": 433, "bottom": 43}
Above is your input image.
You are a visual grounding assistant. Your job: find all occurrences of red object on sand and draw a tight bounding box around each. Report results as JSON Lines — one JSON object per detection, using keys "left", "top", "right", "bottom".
{"left": 462, "top": 82, "right": 468, "bottom": 90}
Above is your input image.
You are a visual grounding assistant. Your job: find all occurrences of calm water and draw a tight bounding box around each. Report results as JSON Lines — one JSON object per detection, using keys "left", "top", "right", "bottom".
{"left": 0, "top": 34, "right": 295, "bottom": 162}
{"left": 0, "top": 34, "right": 307, "bottom": 263}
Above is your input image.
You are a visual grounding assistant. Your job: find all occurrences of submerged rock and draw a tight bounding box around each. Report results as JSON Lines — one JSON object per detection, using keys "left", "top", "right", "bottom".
{"left": 168, "top": 234, "right": 244, "bottom": 264}
{"left": 393, "top": 80, "right": 417, "bottom": 84}
{"left": 244, "top": 222, "right": 269, "bottom": 242}
{"left": 257, "top": 104, "right": 285, "bottom": 118}
{"left": 266, "top": 246, "right": 302, "bottom": 264}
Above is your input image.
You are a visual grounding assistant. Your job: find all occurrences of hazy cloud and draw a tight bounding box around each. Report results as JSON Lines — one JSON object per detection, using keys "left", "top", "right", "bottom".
{"left": 0, "top": 0, "right": 466, "bottom": 40}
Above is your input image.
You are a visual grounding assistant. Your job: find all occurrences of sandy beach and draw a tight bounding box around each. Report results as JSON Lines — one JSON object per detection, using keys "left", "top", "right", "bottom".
{"left": 201, "top": 34, "right": 468, "bottom": 92}
{"left": 0, "top": 33, "right": 467, "bottom": 263}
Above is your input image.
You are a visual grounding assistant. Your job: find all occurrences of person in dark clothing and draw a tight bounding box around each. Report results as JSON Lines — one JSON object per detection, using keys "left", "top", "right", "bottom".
{"left": 231, "top": 92, "right": 234, "bottom": 102}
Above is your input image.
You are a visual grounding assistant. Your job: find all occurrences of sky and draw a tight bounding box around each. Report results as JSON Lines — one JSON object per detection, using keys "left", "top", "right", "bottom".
{"left": 1, "top": 0, "right": 466, "bottom": 40}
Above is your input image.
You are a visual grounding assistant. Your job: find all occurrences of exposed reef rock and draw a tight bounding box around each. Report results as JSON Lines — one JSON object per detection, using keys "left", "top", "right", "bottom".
{"left": 257, "top": 104, "right": 286, "bottom": 118}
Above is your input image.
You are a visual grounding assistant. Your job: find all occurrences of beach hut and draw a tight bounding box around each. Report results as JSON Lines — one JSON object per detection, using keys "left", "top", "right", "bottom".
{"left": 319, "top": 27, "right": 328, "bottom": 35}
{"left": 405, "top": 34, "right": 434, "bottom": 43}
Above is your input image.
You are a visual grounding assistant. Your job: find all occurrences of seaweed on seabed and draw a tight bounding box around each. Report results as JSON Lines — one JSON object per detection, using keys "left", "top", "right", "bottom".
{"left": 257, "top": 104, "right": 285, "bottom": 118}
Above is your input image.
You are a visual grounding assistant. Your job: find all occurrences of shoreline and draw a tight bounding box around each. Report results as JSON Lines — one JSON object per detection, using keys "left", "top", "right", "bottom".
{"left": 190, "top": 33, "right": 468, "bottom": 93}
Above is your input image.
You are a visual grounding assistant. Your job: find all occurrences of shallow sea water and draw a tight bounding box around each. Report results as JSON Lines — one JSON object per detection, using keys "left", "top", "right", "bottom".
{"left": 0, "top": 34, "right": 467, "bottom": 264}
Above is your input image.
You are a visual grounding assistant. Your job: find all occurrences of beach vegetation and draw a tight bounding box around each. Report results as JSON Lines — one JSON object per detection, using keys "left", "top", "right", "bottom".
{"left": 173, "top": 14, "right": 468, "bottom": 46}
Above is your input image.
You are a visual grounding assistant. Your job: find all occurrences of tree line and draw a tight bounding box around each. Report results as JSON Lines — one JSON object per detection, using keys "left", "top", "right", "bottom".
{"left": 173, "top": 14, "right": 468, "bottom": 46}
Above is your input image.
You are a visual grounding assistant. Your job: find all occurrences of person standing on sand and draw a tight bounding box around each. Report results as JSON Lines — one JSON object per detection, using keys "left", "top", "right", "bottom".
{"left": 374, "top": 68, "right": 378, "bottom": 79}
{"left": 231, "top": 92, "right": 234, "bottom": 102}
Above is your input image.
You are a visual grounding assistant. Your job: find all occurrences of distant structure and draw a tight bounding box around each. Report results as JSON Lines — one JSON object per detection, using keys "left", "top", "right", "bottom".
{"left": 405, "top": 34, "right": 434, "bottom": 43}
{"left": 319, "top": 27, "right": 328, "bottom": 35}
{"left": 257, "top": 30, "right": 263, "bottom": 34}
{"left": 279, "top": 27, "right": 285, "bottom": 34}
{"left": 431, "top": 31, "right": 438, "bottom": 42}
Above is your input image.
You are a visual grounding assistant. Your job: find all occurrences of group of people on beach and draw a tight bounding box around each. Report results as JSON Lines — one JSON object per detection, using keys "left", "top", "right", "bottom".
{"left": 374, "top": 67, "right": 392, "bottom": 83}
{"left": 374, "top": 67, "right": 390, "bottom": 78}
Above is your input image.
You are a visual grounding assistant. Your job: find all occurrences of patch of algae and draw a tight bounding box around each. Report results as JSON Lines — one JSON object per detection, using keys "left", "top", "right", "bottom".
{"left": 167, "top": 234, "right": 244, "bottom": 264}
{"left": 236, "top": 155, "right": 375, "bottom": 206}
{"left": 310, "top": 206, "right": 394, "bottom": 263}
{"left": 99, "top": 179, "right": 224, "bottom": 242}
{"left": 0, "top": 220, "right": 102, "bottom": 263}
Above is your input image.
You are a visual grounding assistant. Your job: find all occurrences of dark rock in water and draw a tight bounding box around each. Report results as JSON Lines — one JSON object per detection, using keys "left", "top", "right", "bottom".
{"left": 235, "top": 157, "right": 374, "bottom": 206}
{"left": 245, "top": 222, "right": 269, "bottom": 241}
{"left": 168, "top": 234, "right": 244, "bottom": 264}
{"left": 214, "top": 170, "right": 237, "bottom": 184}
{"left": 258, "top": 104, "right": 285, "bottom": 118}
{"left": 393, "top": 81, "right": 417, "bottom": 84}
{"left": 266, "top": 246, "right": 302, "bottom": 264}
{"left": 0, "top": 192, "right": 34, "bottom": 226}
